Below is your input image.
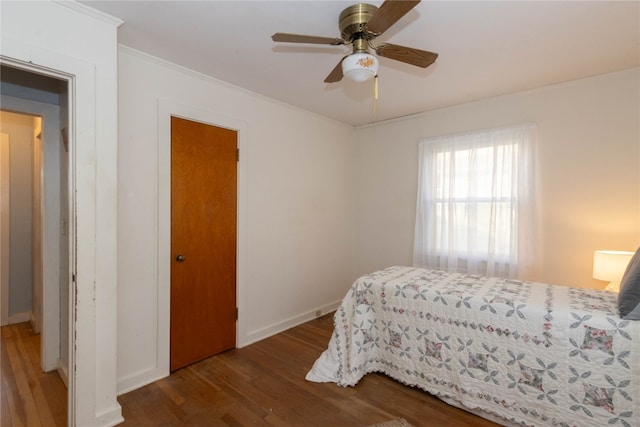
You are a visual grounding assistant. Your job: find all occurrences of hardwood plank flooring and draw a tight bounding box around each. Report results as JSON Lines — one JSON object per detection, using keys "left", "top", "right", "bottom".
{"left": 1, "top": 315, "right": 503, "bottom": 426}
{"left": 118, "top": 314, "right": 501, "bottom": 426}
{"left": 0, "top": 322, "right": 67, "bottom": 427}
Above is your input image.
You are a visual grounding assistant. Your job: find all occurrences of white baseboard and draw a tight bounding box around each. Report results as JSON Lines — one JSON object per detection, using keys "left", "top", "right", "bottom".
{"left": 117, "top": 366, "right": 168, "bottom": 396}
{"left": 94, "top": 404, "right": 124, "bottom": 427}
{"left": 29, "top": 312, "right": 39, "bottom": 333}
{"left": 116, "top": 302, "right": 340, "bottom": 397}
{"left": 56, "top": 357, "right": 68, "bottom": 387}
{"left": 241, "top": 301, "right": 340, "bottom": 348}
{"left": 7, "top": 311, "right": 31, "bottom": 325}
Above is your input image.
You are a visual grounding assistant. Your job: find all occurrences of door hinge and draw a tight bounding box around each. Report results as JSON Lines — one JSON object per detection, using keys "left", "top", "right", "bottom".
{"left": 236, "top": 148, "right": 239, "bottom": 162}
{"left": 235, "top": 307, "right": 238, "bottom": 320}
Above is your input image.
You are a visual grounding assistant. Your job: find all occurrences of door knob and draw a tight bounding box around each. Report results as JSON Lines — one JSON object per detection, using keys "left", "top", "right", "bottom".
{"left": 176, "top": 254, "right": 185, "bottom": 262}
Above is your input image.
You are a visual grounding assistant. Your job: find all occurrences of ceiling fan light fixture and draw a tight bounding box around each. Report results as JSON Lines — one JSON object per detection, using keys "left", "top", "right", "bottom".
{"left": 342, "top": 52, "right": 379, "bottom": 82}
{"left": 272, "top": 0, "right": 436, "bottom": 84}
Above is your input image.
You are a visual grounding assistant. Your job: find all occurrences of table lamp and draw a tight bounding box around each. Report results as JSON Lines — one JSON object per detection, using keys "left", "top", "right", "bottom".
{"left": 593, "top": 250, "right": 634, "bottom": 292}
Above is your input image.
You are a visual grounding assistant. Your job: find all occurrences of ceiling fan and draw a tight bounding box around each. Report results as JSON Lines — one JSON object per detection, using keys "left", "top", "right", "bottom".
{"left": 271, "top": 0, "right": 438, "bottom": 83}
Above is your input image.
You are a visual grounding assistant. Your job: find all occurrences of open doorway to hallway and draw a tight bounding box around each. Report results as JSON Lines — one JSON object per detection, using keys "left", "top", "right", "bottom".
{"left": 0, "top": 65, "right": 70, "bottom": 424}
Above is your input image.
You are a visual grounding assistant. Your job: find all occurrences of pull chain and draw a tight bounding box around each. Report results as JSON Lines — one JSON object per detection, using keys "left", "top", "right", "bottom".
{"left": 373, "top": 74, "right": 378, "bottom": 122}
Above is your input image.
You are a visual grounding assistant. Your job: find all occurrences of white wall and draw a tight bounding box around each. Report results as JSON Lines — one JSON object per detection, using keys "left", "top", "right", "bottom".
{"left": 1, "top": 1, "right": 122, "bottom": 425}
{"left": 116, "top": 47, "right": 355, "bottom": 394}
{"left": 0, "top": 111, "right": 34, "bottom": 320}
{"left": 353, "top": 68, "right": 640, "bottom": 289}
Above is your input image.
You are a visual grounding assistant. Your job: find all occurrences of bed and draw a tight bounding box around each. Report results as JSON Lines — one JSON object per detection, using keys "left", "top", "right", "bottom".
{"left": 306, "top": 266, "right": 640, "bottom": 427}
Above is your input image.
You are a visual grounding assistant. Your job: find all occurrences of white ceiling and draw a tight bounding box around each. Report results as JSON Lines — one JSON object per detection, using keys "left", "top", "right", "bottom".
{"left": 82, "top": 0, "right": 640, "bottom": 126}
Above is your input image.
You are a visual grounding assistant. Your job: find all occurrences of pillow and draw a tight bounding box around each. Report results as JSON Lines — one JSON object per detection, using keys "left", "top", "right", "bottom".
{"left": 618, "top": 247, "right": 640, "bottom": 320}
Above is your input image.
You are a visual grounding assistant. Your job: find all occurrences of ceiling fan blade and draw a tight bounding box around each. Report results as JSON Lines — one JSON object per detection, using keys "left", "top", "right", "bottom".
{"left": 272, "top": 33, "right": 344, "bottom": 45}
{"left": 366, "top": 0, "right": 421, "bottom": 35}
{"left": 375, "top": 43, "right": 438, "bottom": 68}
{"left": 324, "top": 56, "right": 347, "bottom": 83}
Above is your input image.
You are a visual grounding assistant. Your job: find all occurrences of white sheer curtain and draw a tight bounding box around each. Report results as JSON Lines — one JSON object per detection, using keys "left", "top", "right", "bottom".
{"left": 413, "top": 123, "right": 537, "bottom": 279}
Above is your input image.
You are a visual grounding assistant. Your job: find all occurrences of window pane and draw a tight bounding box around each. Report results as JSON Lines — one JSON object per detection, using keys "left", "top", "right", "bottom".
{"left": 415, "top": 123, "right": 535, "bottom": 277}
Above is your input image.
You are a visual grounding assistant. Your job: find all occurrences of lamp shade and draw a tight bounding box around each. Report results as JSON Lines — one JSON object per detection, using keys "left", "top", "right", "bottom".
{"left": 593, "top": 250, "right": 634, "bottom": 284}
{"left": 342, "top": 53, "right": 378, "bottom": 82}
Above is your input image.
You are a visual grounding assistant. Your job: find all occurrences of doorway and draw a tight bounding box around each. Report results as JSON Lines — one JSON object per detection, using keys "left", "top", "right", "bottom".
{"left": 0, "top": 111, "right": 42, "bottom": 330}
{"left": 0, "top": 66, "right": 71, "bottom": 391}
{"left": 169, "top": 116, "right": 238, "bottom": 371}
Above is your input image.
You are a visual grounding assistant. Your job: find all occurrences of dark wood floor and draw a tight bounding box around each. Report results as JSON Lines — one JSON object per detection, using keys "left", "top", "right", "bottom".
{"left": 118, "top": 314, "right": 500, "bottom": 426}
{"left": 1, "top": 315, "right": 502, "bottom": 426}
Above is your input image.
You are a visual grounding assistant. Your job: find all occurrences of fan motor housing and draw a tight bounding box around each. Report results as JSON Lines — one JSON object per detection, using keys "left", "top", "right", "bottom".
{"left": 339, "top": 3, "right": 378, "bottom": 41}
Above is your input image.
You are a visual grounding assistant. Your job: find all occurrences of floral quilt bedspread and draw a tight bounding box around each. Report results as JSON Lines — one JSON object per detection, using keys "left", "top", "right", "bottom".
{"left": 306, "top": 266, "right": 640, "bottom": 427}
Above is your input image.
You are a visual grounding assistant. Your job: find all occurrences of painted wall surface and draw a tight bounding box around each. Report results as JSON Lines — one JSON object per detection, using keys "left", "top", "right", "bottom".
{"left": 353, "top": 68, "right": 640, "bottom": 290}
{"left": 0, "top": 111, "right": 33, "bottom": 318}
{"left": 1, "top": 1, "right": 122, "bottom": 425}
{"left": 116, "top": 47, "right": 355, "bottom": 393}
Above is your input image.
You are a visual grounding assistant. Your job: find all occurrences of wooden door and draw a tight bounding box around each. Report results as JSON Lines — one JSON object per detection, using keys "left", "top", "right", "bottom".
{"left": 170, "top": 116, "right": 237, "bottom": 371}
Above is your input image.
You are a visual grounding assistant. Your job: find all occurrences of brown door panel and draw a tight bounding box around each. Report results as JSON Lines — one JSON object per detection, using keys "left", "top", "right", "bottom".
{"left": 170, "top": 116, "right": 237, "bottom": 371}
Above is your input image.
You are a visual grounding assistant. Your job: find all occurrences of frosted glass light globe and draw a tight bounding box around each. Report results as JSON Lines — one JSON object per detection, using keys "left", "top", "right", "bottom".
{"left": 342, "top": 53, "right": 379, "bottom": 82}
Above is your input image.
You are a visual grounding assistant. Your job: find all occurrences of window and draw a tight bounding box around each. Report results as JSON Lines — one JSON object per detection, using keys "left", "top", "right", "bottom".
{"left": 413, "top": 124, "right": 536, "bottom": 278}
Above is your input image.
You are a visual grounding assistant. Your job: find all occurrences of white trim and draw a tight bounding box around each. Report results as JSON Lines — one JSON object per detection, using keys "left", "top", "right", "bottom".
{"left": 52, "top": 0, "right": 123, "bottom": 27}
{"left": 117, "top": 366, "right": 168, "bottom": 396}
{"left": 119, "top": 45, "right": 351, "bottom": 130}
{"left": 7, "top": 311, "right": 30, "bottom": 325}
{"left": 32, "top": 117, "right": 43, "bottom": 336}
{"left": 0, "top": 133, "right": 9, "bottom": 326}
{"left": 244, "top": 301, "right": 341, "bottom": 346}
{"left": 94, "top": 406, "right": 126, "bottom": 427}
{"left": 119, "top": 99, "right": 249, "bottom": 393}
{"left": 56, "top": 357, "right": 69, "bottom": 387}
{"left": 355, "top": 66, "right": 640, "bottom": 130}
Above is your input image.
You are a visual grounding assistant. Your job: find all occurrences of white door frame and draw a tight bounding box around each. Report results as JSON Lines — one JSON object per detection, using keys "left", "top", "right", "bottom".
{"left": 1, "top": 2, "right": 123, "bottom": 424}
{"left": 0, "top": 57, "right": 77, "bottom": 425}
{"left": 155, "top": 101, "right": 249, "bottom": 381}
{"left": 0, "top": 132, "right": 9, "bottom": 326}
{"left": 1, "top": 96, "right": 63, "bottom": 373}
